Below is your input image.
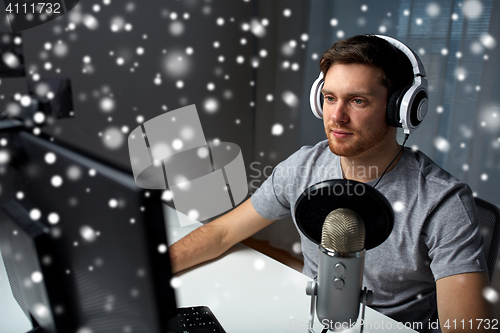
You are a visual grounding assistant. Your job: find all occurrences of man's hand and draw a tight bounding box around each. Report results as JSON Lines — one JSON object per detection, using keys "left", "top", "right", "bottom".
{"left": 436, "top": 272, "right": 493, "bottom": 332}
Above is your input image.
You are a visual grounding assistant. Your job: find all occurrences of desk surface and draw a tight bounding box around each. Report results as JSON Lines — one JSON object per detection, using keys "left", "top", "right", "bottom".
{"left": 0, "top": 251, "right": 32, "bottom": 333}
{"left": 166, "top": 206, "right": 418, "bottom": 333}
{"left": 0, "top": 206, "right": 418, "bottom": 333}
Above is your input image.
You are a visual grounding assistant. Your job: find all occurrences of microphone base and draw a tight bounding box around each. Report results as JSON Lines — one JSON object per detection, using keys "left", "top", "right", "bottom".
{"left": 306, "top": 281, "right": 372, "bottom": 333}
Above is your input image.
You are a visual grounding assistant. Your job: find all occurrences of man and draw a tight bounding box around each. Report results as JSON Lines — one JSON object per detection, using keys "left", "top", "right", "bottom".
{"left": 169, "top": 35, "right": 492, "bottom": 332}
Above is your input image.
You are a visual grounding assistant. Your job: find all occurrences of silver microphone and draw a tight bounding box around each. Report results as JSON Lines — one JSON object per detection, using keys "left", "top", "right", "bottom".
{"left": 316, "top": 208, "right": 366, "bottom": 331}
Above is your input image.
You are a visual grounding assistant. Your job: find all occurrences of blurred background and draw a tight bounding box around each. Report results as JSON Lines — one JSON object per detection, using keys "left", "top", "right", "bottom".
{"left": 0, "top": 0, "right": 498, "bottom": 320}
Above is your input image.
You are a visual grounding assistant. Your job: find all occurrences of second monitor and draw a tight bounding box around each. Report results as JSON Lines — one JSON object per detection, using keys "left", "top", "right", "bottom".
{"left": 0, "top": 130, "right": 178, "bottom": 333}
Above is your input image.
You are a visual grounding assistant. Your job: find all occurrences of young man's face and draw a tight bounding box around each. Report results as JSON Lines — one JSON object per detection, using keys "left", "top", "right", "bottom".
{"left": 322, "top": 63, "right": 392, "bottom": 158}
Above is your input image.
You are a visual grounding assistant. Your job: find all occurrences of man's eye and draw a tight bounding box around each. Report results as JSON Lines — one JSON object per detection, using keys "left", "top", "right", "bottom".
{"left": 325, "top": 96, "right": 335, "bottom": 102}
{"left": 353, "top": 99, "right": 364, "bottom": 105}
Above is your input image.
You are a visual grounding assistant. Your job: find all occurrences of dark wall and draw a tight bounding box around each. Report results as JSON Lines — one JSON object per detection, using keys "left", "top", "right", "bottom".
{"left": 0, "top": 0, "right": 257, "bottom": 172}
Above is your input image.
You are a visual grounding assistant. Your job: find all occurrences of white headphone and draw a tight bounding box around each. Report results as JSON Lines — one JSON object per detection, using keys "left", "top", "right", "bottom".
{"left": 309, "top": 35, "right": 428, "bottom": 134}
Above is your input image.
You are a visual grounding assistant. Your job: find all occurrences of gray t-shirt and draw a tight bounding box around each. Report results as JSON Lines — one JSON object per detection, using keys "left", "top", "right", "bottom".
{"left": 251, "top": 140, "right": 487, "bottom": 332}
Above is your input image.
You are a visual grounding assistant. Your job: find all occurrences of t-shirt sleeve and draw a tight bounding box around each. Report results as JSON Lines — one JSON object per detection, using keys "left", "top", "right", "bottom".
{"left": 250, "top": 160, "right": 293, "bottom": 221}
{"left": 250, "top": 147, "right": 313, "bottom": 221}
{"left": 423, "top": 183, "right": 488, "bottom": 281}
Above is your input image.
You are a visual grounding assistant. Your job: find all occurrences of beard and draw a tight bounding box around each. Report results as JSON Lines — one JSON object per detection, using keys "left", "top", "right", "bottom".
{"left": 325, "top": 123, "right": 391, "bottom": 158}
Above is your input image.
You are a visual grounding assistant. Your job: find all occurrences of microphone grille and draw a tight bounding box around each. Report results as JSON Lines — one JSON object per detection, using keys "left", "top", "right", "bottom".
{"left": 321, "top": 208, "right": 365, "bottom": 253}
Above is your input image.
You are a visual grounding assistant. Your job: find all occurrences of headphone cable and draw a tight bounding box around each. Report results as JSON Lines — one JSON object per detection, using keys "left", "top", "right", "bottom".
{"left": 373, "top": 134, "right": 409, "bottom": 189}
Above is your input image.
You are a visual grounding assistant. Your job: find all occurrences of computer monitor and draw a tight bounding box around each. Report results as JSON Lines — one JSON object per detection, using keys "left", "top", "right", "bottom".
{"left": 0, "top": 129, "right": 179, "bottom": 333}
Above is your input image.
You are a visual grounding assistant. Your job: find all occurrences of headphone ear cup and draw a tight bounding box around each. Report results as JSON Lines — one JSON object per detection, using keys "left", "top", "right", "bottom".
{"left": 310, "top": 73, "right": 325, "bottom": 118}
{"left": 386, "top": 88, "right": 404, "bottom": 128}
{"left": 386, "top": 85, "right": 412, "bottom": 128}
{"left": 409, "top": 89, "right": 428, "bottom": 128}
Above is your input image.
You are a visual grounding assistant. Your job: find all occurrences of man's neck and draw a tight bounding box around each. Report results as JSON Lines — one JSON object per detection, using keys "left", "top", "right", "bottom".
{"left": 340, "top": 141, "right": 403, "bottom": 183}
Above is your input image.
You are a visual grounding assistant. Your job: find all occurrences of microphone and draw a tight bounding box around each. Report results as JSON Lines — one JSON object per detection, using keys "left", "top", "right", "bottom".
{"left": 316, "top": 208, "right": 367, "bottom": 331}
{"left": 294, "top": 179, "right": 394, "bottom": 333}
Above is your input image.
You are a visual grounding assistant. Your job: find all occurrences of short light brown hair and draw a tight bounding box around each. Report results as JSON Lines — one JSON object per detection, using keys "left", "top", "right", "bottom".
{"left": 319, "top": 34, "right": 414, "bottom": 96}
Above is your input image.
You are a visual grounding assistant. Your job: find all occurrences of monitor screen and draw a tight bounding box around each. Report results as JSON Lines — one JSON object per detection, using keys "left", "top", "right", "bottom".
{"left": 0, "top": 130, "right": 178, "bottom": 333}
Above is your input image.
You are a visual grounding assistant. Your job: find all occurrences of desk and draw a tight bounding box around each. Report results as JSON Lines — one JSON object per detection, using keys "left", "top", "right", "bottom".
{"left": 165, "top": 206, "right": 418, "bottom": 333}
{"left": 0, "top": 253, "right": 32, "bottom": 333}
{"left": 0, "top": 206, "right": 419, "bottom": 333}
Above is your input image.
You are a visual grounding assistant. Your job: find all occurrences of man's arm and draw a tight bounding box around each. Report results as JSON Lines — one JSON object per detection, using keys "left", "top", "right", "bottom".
{"left": 436, "top": 271, "right": 493, "bottom": 332}
{"left": 169, "top": 198, "right": 275, "bottom": 274}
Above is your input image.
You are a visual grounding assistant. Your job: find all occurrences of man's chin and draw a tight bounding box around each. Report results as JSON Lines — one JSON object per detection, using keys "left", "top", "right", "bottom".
{"left": 328, "top": 141, "right": 355, "bottom": 157}
{"left": 327, "top": 138, "right": 367, "bottom": 157}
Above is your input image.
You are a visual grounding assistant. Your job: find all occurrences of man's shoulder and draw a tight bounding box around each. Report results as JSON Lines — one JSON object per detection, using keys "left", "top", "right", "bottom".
{"left": 403, "top": 148, "right": 470, "bottom": 198}
{"left": 272, "top": 140, "right": 341, "bottom": 189}
{"left": 285, "top": 140, "right": 334, "bottom": 165}
{"left": 405, "top": 149, "right": 458, "bottom": 183}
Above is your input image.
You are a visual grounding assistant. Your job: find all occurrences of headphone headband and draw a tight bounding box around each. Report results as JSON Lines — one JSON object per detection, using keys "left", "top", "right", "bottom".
{"left": 374, "top": 35, "right": 426, "bottom": 77}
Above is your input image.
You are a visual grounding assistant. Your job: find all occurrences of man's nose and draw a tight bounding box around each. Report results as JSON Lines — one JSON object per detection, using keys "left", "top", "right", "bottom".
{"left": 328, "top": 100, "right": 349, "bottom": 123}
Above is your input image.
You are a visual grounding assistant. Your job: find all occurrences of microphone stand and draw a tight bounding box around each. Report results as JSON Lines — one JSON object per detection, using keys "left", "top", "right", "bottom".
{"left": 306, "top": 280, "right": 373, "bottom": 333}
{"left": 306, "top": 279, "right": 317, "bottom": 333}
